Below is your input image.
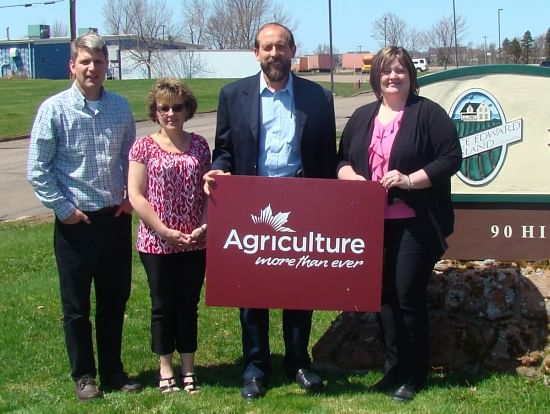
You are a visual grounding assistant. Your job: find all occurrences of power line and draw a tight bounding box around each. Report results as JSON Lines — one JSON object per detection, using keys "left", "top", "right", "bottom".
{"left": 0, "top": 1, "right": 64, "bottom": 9}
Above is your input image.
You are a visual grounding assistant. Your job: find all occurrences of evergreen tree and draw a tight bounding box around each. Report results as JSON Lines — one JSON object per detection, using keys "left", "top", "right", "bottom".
{"left": 520, "top": 30, "right": 534, "bottom": 63}
{"left": 545, "top": 27, "right": 550, "bottom": 60}
{"left": 509, "top": 38, "right": 522, "bottom": 63}
{"left": 502, "top": 38, "right": 510, "bottom": 63}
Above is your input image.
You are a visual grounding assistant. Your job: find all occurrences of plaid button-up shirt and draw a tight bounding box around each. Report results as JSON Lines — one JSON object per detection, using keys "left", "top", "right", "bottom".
{"left": 27, "top": 82, "right": 136, "bottom": 220}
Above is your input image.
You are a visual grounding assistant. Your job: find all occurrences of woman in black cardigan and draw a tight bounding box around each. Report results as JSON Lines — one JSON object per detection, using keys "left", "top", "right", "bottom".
{"left": 337, "top": 46, "right": 462, "bottom": 402}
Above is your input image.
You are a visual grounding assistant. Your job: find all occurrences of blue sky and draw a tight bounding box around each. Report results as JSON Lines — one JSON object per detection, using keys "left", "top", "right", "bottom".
{"left": 1, "top": 0, "right": 547, "bottom": 54}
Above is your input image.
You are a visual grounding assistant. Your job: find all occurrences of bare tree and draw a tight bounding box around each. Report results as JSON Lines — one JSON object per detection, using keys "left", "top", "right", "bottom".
{"left": 103, "top": 0, "right": 181, "bottom": 78}
{"left": 205, "top": 1, "right": 233, "bottom": 49}
{"left": 533, "top": 34, "right": 545, "bottom": 63}
{"left": 154, "top": 50, "right": 209, "bottom": 78}
{"left": 270, "top": 2, "right": 297, "bottom": 33}
{"left": 50, "top": 21, "right": 67, "bottom": 37}
{"left": 204, "top": 0, "right": 292, "bottom": 49}
{"left": 209, "top": 0, "right": 266, "bottom": 49}
{"left": 313, "top": 44, "right": 331, "bottom": 54}
{"left": 371, "top": 12, "right": 407, "bottom": 48}
{"left": 464, "top": 41, "right": 476, "bottom": 65}
{"left": 102, "top": 0, "right": 134, "bottom": 34}
{"left": 182, "top": 0, "right": 209, "bottom": 45}
{"left": 405, "top": 27, "right": 427, "bottom": 57}
{"left": 426, "top": 14, "right": 466, "bottom": 69}
{"left": 487, "top": 42, "right": 496, "bottom": 64}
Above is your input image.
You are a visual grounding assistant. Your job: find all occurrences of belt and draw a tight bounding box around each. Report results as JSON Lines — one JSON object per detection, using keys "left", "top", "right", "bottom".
{"left": 86, "top": 206, "right": 118, "bottom": 216}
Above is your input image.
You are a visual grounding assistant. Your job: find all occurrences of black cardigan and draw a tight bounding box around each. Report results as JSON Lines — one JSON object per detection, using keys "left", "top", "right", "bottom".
{"left": 337, "top": 94, "right": 462, "bottom": 254}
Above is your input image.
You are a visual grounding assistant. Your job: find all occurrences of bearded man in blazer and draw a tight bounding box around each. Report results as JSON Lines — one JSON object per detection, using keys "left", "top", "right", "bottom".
{"left": 204, "top": 22, "right": 337, "bottom": 400}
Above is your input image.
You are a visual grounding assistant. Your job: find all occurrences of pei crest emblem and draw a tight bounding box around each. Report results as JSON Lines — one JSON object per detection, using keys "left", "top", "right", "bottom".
{"left": 449, "top": 88, "right": 523, "bottom": 186}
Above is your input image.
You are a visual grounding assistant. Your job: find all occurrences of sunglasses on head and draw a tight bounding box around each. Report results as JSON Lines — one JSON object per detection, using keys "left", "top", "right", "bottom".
{"left": 157, "top": 103, "right": 185, "bottom": 113}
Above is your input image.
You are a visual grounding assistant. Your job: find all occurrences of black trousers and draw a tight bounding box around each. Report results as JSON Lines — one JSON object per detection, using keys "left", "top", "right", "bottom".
{"left": 240, "top": 308, "right": 312, "bottom": 381}
{"left": 139, "top": 250, "right": 206, "bottom": 355}
{"left": 54, "top": 212, "right": 132, "bottom": 381}
{"left": 378, "top": 218, "right": 439, "bottom": 388}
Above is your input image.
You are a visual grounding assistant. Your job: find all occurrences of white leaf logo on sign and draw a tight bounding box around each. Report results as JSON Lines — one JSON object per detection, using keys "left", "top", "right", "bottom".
{"left": 251, "top": 204, "right": 296, "bottom": 233}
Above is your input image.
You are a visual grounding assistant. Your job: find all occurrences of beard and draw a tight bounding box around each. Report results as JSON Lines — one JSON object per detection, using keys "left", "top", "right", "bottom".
{"left": 260, "top": 56, "right": 292, "bottom": 83}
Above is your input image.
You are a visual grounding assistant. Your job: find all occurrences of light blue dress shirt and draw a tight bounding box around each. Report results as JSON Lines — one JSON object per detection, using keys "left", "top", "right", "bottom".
{"left": 258, "top": 74, "right": 302, "bottom": 177}
{"left": 27, "top": 82, "right": 136, "bottom": 220}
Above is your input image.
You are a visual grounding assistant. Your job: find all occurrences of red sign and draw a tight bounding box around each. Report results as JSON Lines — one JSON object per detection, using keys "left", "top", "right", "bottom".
{"left": 205, "top": 176, "right": 385, "bottom": 312}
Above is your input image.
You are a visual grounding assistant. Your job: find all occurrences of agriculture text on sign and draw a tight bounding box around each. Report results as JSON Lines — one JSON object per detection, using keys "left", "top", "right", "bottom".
{"left": 205, "top": 176, "right": 385, "bottom": 312}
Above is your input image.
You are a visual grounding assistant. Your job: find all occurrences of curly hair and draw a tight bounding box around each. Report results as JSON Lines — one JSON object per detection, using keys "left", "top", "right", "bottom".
{"left": 146, "top": 78, "right": 198, "bottom": 123}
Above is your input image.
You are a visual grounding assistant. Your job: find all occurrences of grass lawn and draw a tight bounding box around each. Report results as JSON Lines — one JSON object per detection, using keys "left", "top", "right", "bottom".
{"left": 0, "top": 78, "right": 362, "bottom": 140}
{"left": 0, "top": 218, "right": 548, "bottom": 413}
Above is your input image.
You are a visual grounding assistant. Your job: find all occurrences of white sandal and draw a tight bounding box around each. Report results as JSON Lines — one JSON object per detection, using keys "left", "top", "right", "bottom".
{"left": 181, "top": 373, "right": 200, "bottom": 394}
{"left": 159, "top": 376, "right": 180, "bottom": 394}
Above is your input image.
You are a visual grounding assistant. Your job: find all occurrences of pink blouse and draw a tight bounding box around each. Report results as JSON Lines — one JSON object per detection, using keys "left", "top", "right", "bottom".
{"left": 369, "top": 111, "right": 415, "bottom": 219}
{"left": 129, "top": 134, "right": 211, "bottom": 254}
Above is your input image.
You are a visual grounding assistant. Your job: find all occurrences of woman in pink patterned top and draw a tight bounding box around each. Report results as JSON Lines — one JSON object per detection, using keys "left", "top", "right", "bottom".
{"left": 128, "top": 79, "right": 210, "bottom": 394}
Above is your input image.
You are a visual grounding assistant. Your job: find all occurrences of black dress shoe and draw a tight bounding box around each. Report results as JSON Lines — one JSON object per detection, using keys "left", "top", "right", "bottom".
{"left": 295, "top": 368, "right": 323, "bottom": 392}
{"left": 241, "top": 378, "right": 266, "bottom": 400}
{"left": 101, "top": 372, "right": 143, "bottom": 393}
{"left": 393, "top": 384, "right": 416, "bottom": 402}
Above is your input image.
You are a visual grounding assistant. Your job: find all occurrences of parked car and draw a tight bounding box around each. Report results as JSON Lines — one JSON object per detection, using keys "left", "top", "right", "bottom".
{"left": 540, "top": 61, "right": 550, "bottom": 67}
{"left": 412, "top": 58, "right": 429, "bottom": 72}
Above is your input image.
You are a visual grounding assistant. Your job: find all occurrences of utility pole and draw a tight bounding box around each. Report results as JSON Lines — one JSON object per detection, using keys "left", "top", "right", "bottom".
{"left": 69, "top": 0, "right": 76, "bottom": 41}
{"left": 497, "top": 8, "right": 503, "bottom": 63}
{"left": 328, "top": 0, "right": 334, "bottom": 93}
{"left": 452, "top": 0, "right": 459, "bottom": 68}
{"left": 483, "top": 36, "right": 488, "bottom": 64}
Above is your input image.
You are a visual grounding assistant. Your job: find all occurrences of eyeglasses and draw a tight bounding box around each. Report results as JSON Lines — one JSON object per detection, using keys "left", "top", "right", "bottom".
{"left": 157, "top": 104, "right": 185, "bottom": 113}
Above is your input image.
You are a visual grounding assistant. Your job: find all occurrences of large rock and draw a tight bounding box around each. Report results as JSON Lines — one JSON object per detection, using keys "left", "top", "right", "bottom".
{"left": 312, "top": 261, "right": 550, "bottom": 377}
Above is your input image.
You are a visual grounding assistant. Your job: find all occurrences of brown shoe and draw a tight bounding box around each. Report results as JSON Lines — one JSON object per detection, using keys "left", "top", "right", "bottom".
{"left": 75, "top": 375, "right": 103, "bottom": 400}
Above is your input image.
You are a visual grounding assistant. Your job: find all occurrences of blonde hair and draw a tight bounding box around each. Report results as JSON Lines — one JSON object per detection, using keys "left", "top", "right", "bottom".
{"left": 71, "top": 32, "right": 108, "bottom": 60}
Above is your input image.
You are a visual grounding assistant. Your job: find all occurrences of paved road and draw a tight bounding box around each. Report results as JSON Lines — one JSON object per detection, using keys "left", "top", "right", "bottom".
{"left": 0, "top": 92, "right": 375, "bottom": 221}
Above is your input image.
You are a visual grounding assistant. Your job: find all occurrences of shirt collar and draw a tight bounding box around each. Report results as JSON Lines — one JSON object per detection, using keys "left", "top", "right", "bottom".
{"left": 69, "top": 82, "right": 105, "bottom": 109}
{"left": 259, "top": 72, "right": 294, "bottom": 98}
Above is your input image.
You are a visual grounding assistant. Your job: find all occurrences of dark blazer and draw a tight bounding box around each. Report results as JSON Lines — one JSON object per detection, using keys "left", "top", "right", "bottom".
{"left": 211, "top": 72, "right": 337, "bottom": 178}
{"left": 337, "top": 94, "right": 462, "bottom": 253}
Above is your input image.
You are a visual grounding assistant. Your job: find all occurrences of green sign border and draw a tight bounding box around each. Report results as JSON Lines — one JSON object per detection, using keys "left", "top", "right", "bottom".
{"left": 417, "top": 64, "right": 550, "bottom": 204}
{"left": 418, "top": 64, "right": 550, "bottom": 87}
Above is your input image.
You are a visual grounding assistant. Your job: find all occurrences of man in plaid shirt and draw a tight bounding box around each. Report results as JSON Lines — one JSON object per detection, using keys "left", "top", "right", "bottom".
{"left": 27, "top": 32, "right": 141, "bottom": 400}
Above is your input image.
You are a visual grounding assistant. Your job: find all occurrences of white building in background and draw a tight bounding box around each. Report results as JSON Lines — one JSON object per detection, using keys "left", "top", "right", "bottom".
{"left": 1, "top": 22, "right": 261, "bottom": 80}
{"left": 120, "top": 49, "right": 259, "bottom": 79}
